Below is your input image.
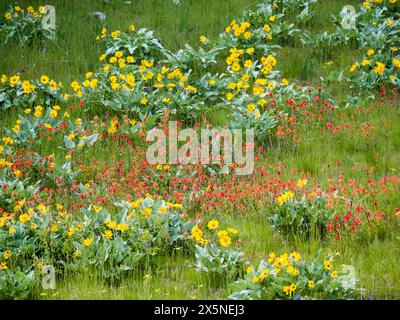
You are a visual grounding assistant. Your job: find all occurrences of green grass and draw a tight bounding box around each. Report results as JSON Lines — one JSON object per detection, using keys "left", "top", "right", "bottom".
{"left": 1, "top": 0, "right": 400, "bottom": 300}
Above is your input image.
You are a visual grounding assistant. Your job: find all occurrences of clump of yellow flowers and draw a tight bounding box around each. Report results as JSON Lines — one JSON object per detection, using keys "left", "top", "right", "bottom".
{"left": 191, "top": 219, "right": 239, "bottom": 248}
{"left": 230, "top": 251, "right": 358, "bottom": 300}
{"left": 277, "top": 190, "right": 294, "bottom": 206}
{"left": 1, "top": 5, "right": 55, "bottom": 46}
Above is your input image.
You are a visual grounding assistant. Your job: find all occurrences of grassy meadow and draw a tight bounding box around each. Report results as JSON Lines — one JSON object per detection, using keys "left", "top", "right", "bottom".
{"left": 0, "top": 0, "right": 399, "bottom": 300}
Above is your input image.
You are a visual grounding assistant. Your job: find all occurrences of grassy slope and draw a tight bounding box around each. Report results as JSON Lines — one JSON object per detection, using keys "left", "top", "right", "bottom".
{"left": 0, "top": 0, "right": 257, "bottom": 83}
{"left": 1, "top": 0, "right": 399, "bottom": 299}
